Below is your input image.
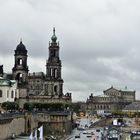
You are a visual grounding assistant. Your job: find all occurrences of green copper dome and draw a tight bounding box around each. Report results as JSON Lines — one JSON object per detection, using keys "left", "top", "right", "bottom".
{"left": 51, "top": 27, "right": 57, "bottom": 42}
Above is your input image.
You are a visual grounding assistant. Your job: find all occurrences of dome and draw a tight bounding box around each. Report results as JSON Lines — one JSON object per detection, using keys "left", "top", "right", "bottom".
{"left": 51, "top": 35, "right": 57, "bottom": 42}
{"left": 15, "top": 41, "right": 27, "bottom": 54}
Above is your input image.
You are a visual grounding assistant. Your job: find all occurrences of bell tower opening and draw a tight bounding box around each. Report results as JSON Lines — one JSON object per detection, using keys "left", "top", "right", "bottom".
{"left": 16, "top": 73, "right": 23, "bottom": 84}
{"left": 54, "top": 85, "right": 58, "bottom": 94}
{"left": 54, "top": 69, "right": 57, "bottom": 79}
{"left": 17, "top": 58, "right": 22, "bottom": 65}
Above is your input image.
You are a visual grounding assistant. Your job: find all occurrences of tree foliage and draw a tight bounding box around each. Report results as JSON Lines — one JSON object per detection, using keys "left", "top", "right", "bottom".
{"left": 71, "top": 102, "right": 81, "bottom": 113}
{"left": 23, "top": 102, "right": 72, "bottom": 111}
{"left": 1, "top": 101, "right": 19, "bottom": 110}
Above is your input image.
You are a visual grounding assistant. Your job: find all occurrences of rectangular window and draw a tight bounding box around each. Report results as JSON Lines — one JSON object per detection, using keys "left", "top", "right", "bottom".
{"left": 15, "top": 91, "right": 17, "bottom": 98}
{"left": 11, "top": 91, "right": 14, "bottom": 98}
{"left": 0, "top": 90, "right": 2, "bottom": 97}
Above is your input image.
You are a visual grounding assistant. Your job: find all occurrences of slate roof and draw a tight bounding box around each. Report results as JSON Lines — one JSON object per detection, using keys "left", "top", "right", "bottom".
{"left": 15, "top": 41, "right": 27, "bottom": 55}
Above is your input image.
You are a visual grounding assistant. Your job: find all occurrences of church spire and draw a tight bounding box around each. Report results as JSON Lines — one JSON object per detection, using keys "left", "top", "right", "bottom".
{"left": 51, "top": 27, "right": 57, "bottom": 43}
{"left": 46, "top": 29, "right": 63, "bottom": 96}
{"left": 20, "top": 38, "right": 22, "bottom": 43}
{"left": 53, "top": 27, "right": 55, "bottom": 36}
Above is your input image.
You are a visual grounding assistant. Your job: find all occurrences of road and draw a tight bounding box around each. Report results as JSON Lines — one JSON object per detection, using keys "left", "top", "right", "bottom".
{"left": 65, "top": 118, "right": 103, "bottom": 140}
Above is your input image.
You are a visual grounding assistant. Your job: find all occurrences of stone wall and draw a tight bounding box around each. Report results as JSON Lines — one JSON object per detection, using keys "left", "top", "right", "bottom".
{"left": 0, "top": 114, "right": 38, "bottom": 140}
{"left": 0, "top": 111, "right": 72, "bottom": 140}
{"left": 35, "top": 112, "right": 73, "bottom": 136}
{"left": 0, "top": 117, "right": 25, "bottom": 140}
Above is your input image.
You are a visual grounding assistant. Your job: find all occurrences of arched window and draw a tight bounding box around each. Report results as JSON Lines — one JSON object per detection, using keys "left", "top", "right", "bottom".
{"left": 18, "top": 58, "right": 22, "bottom": 65}
{"left": 54, "top": 85, "right": 57, "bottom": 94}
{"left": 54, "top": 69, "right": 57, "bottom": 78}
{"left": 7, "top": 90, "right": 9, "bottom": 98}
{"left": 51, "top": 69, "right": 53, "bottom": 77}
{"left": 101, "top": 105, "right": 102, "bottom": 109}
{"left": 16, "top": 73, "right": 23, "bottom": 84}
{"left": 11, "top": 91, "right": 14, "bottom": 98}
{"left": 19, "top": 73, "right": 22, "bottom": 78}
{"left": 0, "top": 90, "right": 2, "bottom": 97}
{"left": 15, "top": 91, "right": 17, "bottom": 98}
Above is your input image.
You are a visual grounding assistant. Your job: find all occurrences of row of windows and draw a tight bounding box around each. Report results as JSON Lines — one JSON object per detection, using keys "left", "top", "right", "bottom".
{"left": 122, "top": 93, "right": 134, "bottom": 96}
{"left": 94, "top": 105, "right": 110, "bottom": 109}
{"left": 28, "top": 79, "right": 42, "bottom": 83}
{"left": 30, "top": 85, "right": 43, "bottom": 90}
{"left": 95, "top": 97, "right": 111, "bottom": 101}
{"left": 106, "top": 92, "right": 134, "bottom": 96}
{"left": 0, "top": 90, "right": 18, "bottom": 98}
{"left": 106, "top": 93, "right": 120, "bottom": 96}
{"left": 49, "top": 68, "right": 59, "bottom": 78}
{"left": 102, "top": 98, "right": 110, "bottom": 101}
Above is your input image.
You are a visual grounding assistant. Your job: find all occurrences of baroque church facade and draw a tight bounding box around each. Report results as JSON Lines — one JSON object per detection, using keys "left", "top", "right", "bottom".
{"left": 0, "top": 28, "right": 71, "bottom": 107}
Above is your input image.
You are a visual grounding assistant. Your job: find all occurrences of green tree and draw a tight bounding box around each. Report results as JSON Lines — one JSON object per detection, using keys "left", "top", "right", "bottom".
{"left": 2, "top": 101, "right": 19, "bottom": 110}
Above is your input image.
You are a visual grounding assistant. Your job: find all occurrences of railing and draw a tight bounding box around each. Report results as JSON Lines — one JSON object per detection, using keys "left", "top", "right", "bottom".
{"left": 0, "top": 110, "right": 71, "bottom": 120}
{"left": 34, "top": 110, "right": 71, "bottom": 115}
{"left": 0, "top": 112, "right": 24, "bottom": 120}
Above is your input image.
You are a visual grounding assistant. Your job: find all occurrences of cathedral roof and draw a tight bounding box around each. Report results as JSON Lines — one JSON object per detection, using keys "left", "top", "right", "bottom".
{"left": 15, "top": 40, "right": 27, "bottom": 55}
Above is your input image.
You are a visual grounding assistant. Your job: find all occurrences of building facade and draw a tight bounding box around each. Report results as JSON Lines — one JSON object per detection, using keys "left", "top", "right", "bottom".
{"left": 0, "top": 77, "right": 19, "bottom": 103}
{"left": 87, "top": 86, "right": 135, "bottom": 115}
{"left": 28, "top": 72, "right": 46, "bottom": 96}
{"left": 45, "top": 28, "right": 64, "bottom": 97}
{"left": 0, "top": 28, "right": 71, "bottom": 106}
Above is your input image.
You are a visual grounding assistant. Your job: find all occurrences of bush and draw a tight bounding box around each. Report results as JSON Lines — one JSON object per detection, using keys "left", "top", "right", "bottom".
{"left": 1, "top": 101, "right": 19, "bottom": 110}
{"left": 24, "top": 103, "right": 34, "bottom": 111}
{"left": 23, "top": 102, "right": 72, "bottom": 111}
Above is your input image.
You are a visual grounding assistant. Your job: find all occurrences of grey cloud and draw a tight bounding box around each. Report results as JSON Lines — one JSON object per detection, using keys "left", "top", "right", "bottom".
{"left": 0, "top": 0, "right": 140, "bottom": 101}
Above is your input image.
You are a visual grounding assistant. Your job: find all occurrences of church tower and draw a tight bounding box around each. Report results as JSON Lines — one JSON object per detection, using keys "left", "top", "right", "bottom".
{"left": 46, "top": 28, "right": 63, "bottom": 96}
{"left": 12, "top": 40, "right": 28, "bottom": 87}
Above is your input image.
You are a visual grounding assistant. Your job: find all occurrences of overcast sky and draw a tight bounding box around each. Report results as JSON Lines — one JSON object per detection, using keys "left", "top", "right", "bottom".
{"left": 0, "top": 0, "right": 140, "bottom": 101}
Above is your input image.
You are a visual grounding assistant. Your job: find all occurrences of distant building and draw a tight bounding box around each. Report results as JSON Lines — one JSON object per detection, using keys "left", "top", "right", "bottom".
{"left": 104, "top": 86, "right": 135, "bottom": 102}
{"left": 87, "top": 86, "right": 135, "bottom": 115}
{"left": 122, "top": 101, "right": 140, "bottom": 113}
{"left": 0, "top": 77, "right": 19, "bottom": 103}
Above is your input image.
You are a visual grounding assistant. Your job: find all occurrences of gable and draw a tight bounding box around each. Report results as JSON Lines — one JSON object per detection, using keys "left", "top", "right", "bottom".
{"left": 104, "top": 87, "right": 121, "bottom": 96}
